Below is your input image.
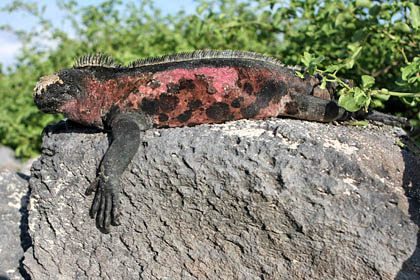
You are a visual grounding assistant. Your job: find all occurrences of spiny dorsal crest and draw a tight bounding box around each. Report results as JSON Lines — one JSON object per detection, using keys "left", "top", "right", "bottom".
{"left": 127, "top": 50, "right": 285, "bottom": 68}
{"left": 73, "top": 50, "right": 287, "bottom": 69}
{"left": 73, "top": 53, "right": 122, "bottom": 68}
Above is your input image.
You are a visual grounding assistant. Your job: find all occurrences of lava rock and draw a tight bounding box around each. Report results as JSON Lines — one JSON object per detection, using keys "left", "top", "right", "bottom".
{"left": 24, "top": 118, "right": 420, "bottom": 279}
{"left": 0, "top": 171, "right": 30, "bottom": 280}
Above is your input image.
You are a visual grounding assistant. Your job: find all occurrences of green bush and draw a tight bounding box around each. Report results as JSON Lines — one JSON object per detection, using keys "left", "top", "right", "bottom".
{"left": 0, "top": 0, "right": 419, "bottom": 159}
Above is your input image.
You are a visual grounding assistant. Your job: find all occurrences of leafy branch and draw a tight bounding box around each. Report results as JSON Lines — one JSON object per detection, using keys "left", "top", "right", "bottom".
{"left": 297, "top": 50, "right": 420, "bottom": 113}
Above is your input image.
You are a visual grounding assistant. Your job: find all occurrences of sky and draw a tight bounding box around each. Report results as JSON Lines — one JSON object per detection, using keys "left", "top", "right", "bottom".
{"left": 0, "top": 0, "right": 197, "bottom": 71}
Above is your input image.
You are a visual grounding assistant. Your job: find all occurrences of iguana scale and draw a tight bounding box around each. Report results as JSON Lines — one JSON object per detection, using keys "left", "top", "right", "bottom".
{"left": 33, "top": 50, "right": 406, "bottom": 232}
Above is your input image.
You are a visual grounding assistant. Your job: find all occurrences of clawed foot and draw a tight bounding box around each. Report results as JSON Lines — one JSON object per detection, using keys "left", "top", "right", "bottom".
{"left": 85, "top": 175, "right": 121, "bottom": 233}
{"left": 41, "top": 120, "right": 69, "bottom": 137}
{"left": 42, "top": 119, "right": 91, "bottom": 137}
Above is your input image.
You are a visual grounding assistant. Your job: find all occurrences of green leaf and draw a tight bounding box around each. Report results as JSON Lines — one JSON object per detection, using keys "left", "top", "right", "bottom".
{"left": 352, "top": 29, "right": 367, "bottom": 42}
{"left": 370, "top": 99, "right": 385, "bottom": 109}
{"left": 355, "top": 0, "right": 372, "bottom": 9}
{"left": 373, "top": 93, "right": 390, "bottom": 101}
{"left": 364, "top": 95, "right": 371, "bottom": 111}
{"left": 339, "top": 95, "right": 360, "bottom": 112}
{"left": 301, "top": 52, "right": 322, "bottom": 75}
{"left": 369, "top": 5, "right": 380, "bottom": 17}
{"left": 343, "top": 46, "right": 362, "bottom": 69}
{"left": 312, "top": 55, "right": 325, "bottom": 65}
{"left": 196, "top": 3, "right": 208, "bottom": 15}
{"left": 348, "top": 120, "right": 369, "bottom": 126}
{"left": 349, "top": 45, "right": 362, "bottom": 57}
{"left": 361, "top": 75, "right": 375, "bottom": 89}
{"left": 354, "top": 87, "right": 368, "bottom": 106}
{"left": 344, "top": 59, "right": 355, "bottom": 69}
{"left": 401, "top": 58, "right": 420, "bottom": 82}
{"left": 194, "top": 20, "right": 202, "bottom": 37}
{"left": 302, "top": 52, "right": 312, "bottom": 67}
{"left": 338, "top": 90, "right": 361, "bottom": 112}
{"left": 409, "top": 3, "right": 420, "bottom": 29}
{"left": 335, "top": 13, "right": 351, "bottom": 27}
{"left": 325, "top": 64, "right": 341, "bottom": 73}
{"left": 273, "top": 8, "right": 283, "bottom": 27}
{"left": 393, "top": 22, "right": 411, "bottom": 33}
{"left": 295, "top": 71, "right": 304, "bottom": 79}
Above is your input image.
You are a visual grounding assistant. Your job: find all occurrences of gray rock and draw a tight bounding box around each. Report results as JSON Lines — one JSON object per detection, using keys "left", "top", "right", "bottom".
{"left": 0, "top": 146, "right": 21, "bottom": 173}
{"left": 0, "top": 171, "right": 31, "bottom": 280}
{"left": 23, "top": 119, "right": 420, "bottom": 279}
{"left": 0, "top": 145, "right": 37, "bottom": 177}
{"left": 18, "top": 157, "right": 38, "bottom": 177}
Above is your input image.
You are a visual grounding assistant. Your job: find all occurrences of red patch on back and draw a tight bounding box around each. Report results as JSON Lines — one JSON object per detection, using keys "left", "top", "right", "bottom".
{"left": 68, "top": 66, "right": 297, "bottom": 128}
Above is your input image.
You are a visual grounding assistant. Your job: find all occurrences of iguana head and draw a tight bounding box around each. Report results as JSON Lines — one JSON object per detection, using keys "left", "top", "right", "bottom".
{"left": 34, "top": 71, "right": 74, "bottom": 112}
{"left": 34, "top": 68, "right": 107, "bottom": 128}
{"left": 34, "top": 54, "right": 125, "bottom": 129}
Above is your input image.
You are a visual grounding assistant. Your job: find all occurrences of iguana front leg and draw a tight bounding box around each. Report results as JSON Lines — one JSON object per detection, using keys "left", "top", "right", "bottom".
{"left": 85, "top": 113, "right": 150, "bottom": 232}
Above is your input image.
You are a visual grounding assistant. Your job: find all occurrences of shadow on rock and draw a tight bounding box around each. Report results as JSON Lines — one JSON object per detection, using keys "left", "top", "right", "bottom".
{"left": 396, "top": 136, "right": 420, "bottom": 279}
{"left": 19, "top": 186, "right": 32, "bottom": 280}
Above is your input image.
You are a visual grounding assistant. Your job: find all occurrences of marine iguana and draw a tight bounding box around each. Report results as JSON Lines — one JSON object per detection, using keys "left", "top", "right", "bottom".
{"left": 33, "top": 50, "right": 406, "bottom": 232}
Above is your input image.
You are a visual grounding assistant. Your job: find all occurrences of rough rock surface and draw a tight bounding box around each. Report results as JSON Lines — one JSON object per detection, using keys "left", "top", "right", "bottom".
{"left": 23, "top": 118, "right": 420, "bottom": 280}
{"left": 0, "top": 171, "right": 31, "bottom": 280}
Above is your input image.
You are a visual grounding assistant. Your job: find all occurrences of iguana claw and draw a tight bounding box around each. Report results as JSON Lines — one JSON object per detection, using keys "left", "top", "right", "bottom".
{"left": 86, "top": 175, "right": 121, "bottom": 232}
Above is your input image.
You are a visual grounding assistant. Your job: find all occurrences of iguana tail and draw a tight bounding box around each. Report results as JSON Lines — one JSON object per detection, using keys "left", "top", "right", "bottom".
{"left": 277, "top": 94, "right": 409, "bottom": 127}
{"left": 277, "top": 94, "right": 349, "bottom": 122}
{"left": 352, "top": 109, "right": 409, "bottom": 127}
